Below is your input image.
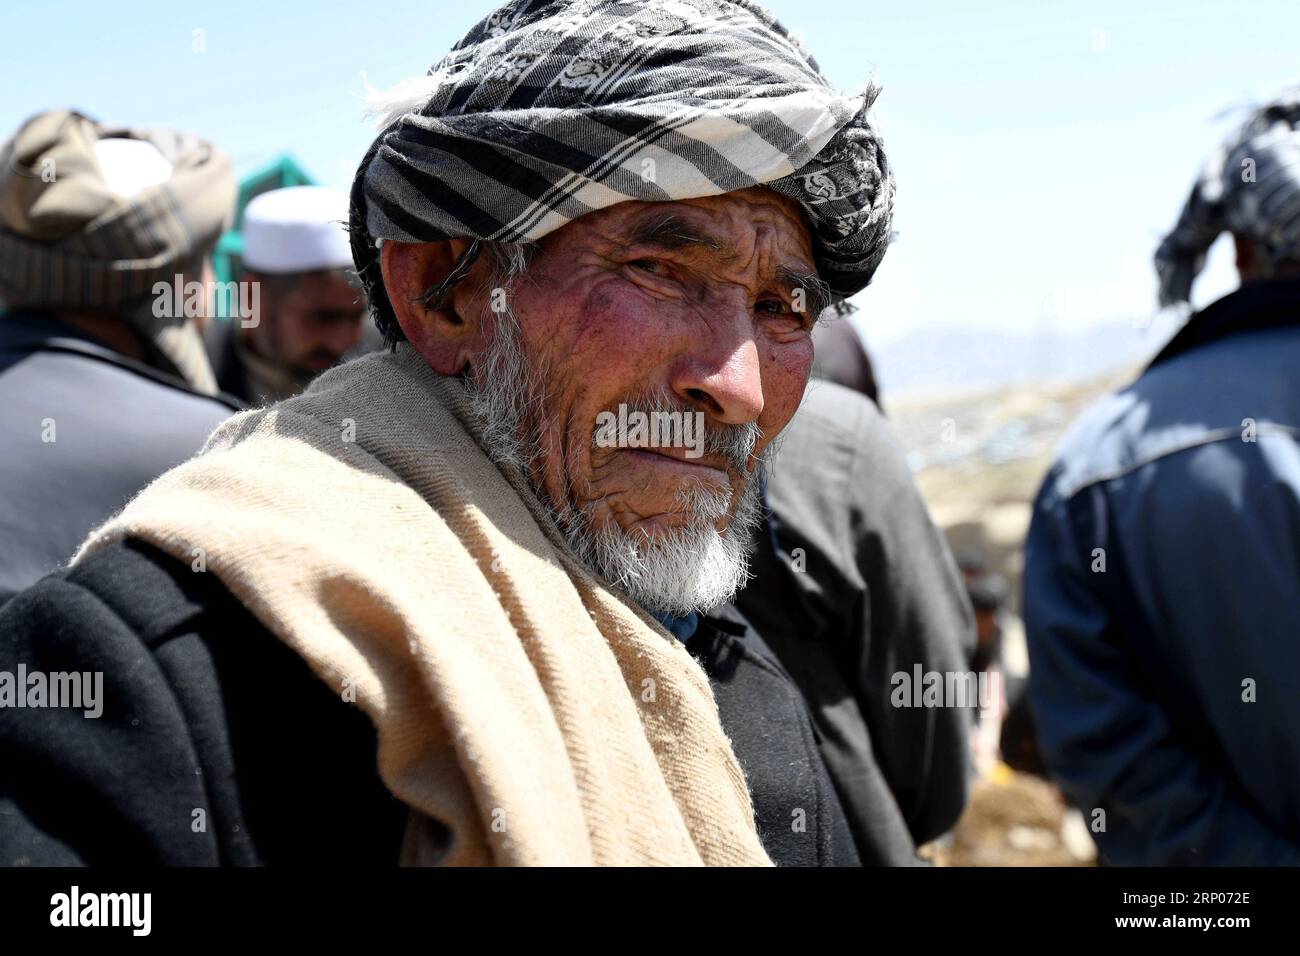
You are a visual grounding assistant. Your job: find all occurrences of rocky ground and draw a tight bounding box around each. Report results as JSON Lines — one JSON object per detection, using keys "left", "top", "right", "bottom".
{"left": 923, "top": 764, "right": 1098, "bottom": 867}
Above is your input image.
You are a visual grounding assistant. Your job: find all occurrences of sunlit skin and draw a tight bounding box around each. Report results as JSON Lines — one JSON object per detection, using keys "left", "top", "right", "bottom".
{"left": 243, "top": 270, "right": 367, "bottom": 375}
{"left": 382, "top": 186, "right": 820, "bottom": 541}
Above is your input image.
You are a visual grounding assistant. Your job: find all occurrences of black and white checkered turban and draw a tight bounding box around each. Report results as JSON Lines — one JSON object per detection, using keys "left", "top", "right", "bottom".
{"left": 1155, "top": 85, "right": 1300, "bottom": 306}
{"left": 350, "top": 0, "right": 894, "bottom": 331}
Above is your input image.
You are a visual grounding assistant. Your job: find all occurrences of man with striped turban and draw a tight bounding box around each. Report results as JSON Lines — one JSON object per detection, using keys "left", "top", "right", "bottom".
{"left": 0, "top": 0, "right": 894, "bottom": 866}
{"left": 1025, "top": 86, "right": 1300, "bottom": 865}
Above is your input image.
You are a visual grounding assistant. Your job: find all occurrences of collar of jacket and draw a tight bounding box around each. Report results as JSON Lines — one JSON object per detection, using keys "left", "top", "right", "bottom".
{"left": 0, "top": 309, "right": 242, "bottom": 411}
{"left": 1147, "top": 276, "right": 1300, "bottom": 371}
{"left": 648, "top": 609, "right": 699, "bottom": 643}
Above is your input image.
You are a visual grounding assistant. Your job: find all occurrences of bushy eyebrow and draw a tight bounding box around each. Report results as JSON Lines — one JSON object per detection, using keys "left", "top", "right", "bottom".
{"left": 626, "top": 212, "right": 732, "bottom": 256}
{"left": 626, "top": 211, "right": 829, "bottom": 318}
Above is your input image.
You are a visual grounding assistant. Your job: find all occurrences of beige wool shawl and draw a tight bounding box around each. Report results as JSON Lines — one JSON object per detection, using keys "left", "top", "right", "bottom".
{"left": 72, "top": 344, "right": 771, "bottom": 867}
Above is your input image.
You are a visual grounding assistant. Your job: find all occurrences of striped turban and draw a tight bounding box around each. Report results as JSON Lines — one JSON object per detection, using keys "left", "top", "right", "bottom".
{"left": 351, "top": 0, "right": 894, "bottom": 340}
{"left": 1155, "top": 85, "right": 1300, "bottom": 306}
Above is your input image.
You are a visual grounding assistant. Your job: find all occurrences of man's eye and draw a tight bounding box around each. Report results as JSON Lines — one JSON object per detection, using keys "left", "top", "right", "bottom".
{"left": 756, "top": 299, "right": 791, "bottom": 315}
{"left": 630, "top": 259, "right": 662, "bottom": 274}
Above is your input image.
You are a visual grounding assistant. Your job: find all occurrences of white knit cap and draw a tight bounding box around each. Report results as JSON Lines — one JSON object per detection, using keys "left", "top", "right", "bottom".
{"left": 242, "top": 185, "right": 352, "bottom": 274}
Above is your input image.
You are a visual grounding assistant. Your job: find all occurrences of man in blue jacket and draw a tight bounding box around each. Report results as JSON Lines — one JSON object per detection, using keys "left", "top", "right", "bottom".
{"left": 1024, "top": 87, "right": 1300, "bottom": 865}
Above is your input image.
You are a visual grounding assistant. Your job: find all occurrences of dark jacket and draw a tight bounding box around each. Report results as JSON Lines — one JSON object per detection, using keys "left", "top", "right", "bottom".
{"left": 0, "top": 311, "right": 238, "bottom": 605}
{"left": 732, "top": 380, "right": 976, "bottom": 864}
{"left": 0, "top": 537, "right": 858, "bottom": 867}
{"left": 1025, "top": 279, "right": 1300, "bottom": 865}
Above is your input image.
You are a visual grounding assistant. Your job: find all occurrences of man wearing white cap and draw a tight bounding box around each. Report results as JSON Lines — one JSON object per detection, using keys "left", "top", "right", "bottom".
{"left": 206, "top": 185, "right": 366, "bottom": 404}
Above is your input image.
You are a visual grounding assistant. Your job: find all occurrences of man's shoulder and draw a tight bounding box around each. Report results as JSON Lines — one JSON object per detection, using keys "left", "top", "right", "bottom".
{"left": 766, "top": 379, "right": 915, "bottom": 534}
{"left": 0, "top": 323, "right": 238, "bottom": 475}
{"left": 787, "top": 379, "right": 884, "bottom": 445}
{"left": 1044, "top": 326, "right": 1300, "bottom": 506}
{"left": 72, "top": 538, "right": 229, "bottom": 643}
{"left": 3, "top": 537, "right": 246, "bottom": 651}
{"left": 2, "top": 311, "right": 240, "bottom": 420}
{"left": 0, "top": 537, "right": 409, "bottom": 865}
{"left": 769, "top": 380, "right": 897, "bottom": 489}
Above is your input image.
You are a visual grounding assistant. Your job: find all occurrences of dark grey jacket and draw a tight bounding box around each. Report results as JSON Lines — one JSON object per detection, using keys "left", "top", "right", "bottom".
{"left": 0, "top": 311, "right": 237, "bottom": 605}
{"left": 733, "top": 380, "right": 976, "bottom": 864}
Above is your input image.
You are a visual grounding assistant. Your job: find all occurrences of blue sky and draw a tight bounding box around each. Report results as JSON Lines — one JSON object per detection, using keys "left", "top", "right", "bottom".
{"left": 3, "top": 0, "right": 1297, "bottom": 350}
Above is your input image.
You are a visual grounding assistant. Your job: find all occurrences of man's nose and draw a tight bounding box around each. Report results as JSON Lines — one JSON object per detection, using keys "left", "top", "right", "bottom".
{"left": 670, "top": 311, "right": 765, "bottom": 426}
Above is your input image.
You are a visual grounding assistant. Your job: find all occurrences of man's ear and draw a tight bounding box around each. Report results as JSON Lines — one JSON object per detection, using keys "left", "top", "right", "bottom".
{"left": 380, "top": 237, "right": 485, "bottom": 375}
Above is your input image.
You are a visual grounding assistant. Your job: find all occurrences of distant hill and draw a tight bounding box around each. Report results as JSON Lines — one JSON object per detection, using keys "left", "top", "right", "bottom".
{"left": 865, "top": 320, "right": 1174, "bottom": 400}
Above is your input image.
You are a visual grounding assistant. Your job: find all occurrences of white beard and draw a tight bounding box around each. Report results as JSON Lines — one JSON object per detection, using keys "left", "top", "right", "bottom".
{"left": 550, "top": 467, "right": 765, "bottom": 617}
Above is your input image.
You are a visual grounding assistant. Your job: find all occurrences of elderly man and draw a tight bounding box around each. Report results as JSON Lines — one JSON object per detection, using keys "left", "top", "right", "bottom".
{"left": 1025, "top": 86, "right": 1300, "bottom": 865}
{"left": 0, "top": 110, "right": 239, "bottom": 605}
{"left": 205, "top": 186, "right": 367, "bottom": 405}
{"left": 0, "top": 0, "right": 892, "bottom": 866}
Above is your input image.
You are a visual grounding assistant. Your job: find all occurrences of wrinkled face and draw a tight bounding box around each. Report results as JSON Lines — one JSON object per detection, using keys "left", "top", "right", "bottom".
{"left": 504, "top": 186, "right": 821, "bottom": 542}
{"left": 387, "top": 185, "right": 824, "bottom": 614}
